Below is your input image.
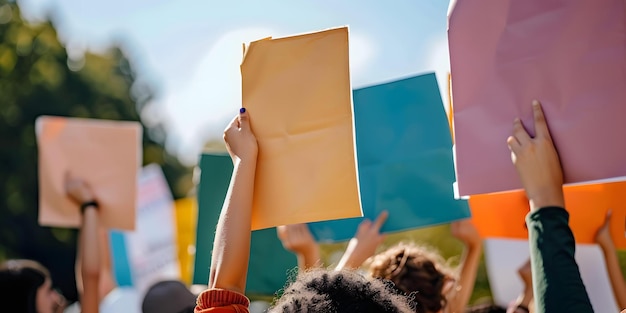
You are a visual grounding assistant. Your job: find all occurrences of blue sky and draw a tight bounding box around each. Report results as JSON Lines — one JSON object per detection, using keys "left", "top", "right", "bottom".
{"left": 18, "top": 0, "right": 452, "bottom": 164}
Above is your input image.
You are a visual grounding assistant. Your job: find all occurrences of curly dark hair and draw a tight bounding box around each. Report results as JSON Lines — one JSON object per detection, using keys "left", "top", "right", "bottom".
{"left": 269, "top": 268, "right": 414, "bottom": 313}
{"left": 0, "top": 259, "right": 51, "bottom": 313}
{"left": 367, "top": 243, "right": 457, "bottom": 313}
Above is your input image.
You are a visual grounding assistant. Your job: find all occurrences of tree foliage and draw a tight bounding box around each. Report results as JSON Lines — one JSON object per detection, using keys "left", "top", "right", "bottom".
{"left": 0, "top": 0, "right": 191, "bottom": 301}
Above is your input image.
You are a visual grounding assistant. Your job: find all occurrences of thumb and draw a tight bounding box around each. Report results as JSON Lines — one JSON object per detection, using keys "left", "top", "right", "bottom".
{"left": 277, "top": 225, "right": 287, "bottom": 240}
{"left": 238, "top": 108, "right": 250, "bottom": 132}
{"left": 224, "top": 115, "right": 239, "bottom": 136}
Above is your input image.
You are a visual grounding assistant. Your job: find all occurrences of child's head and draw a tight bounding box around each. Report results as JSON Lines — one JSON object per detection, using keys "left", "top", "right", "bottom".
{"left": 0, "top": 259, "right": 64, "bottom": 313}
{"left": 269, "top": 268, "right": 414, "bottom": 313}
{"left": 367, "top": 243, "right": 457, "bottom": 313}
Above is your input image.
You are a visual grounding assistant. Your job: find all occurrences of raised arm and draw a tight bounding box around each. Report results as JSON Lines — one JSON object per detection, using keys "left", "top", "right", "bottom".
{"left": 595, "top": 210, "right": 626, "bottom": 310}
{"left": 74, "top": 228, "right": 116, "bottom": 304}
{"left": 277, "top": 224, "right": 321, "bottom": 271}
{"left": 449, "top": 219, "right": 482, "bottom": 313}
{"left": 509, "top": 259, "right": 534, "bottom": 313}
{"left": 65, "top": 175, "right": 100, "bottom": 313}
{"left": 208, "top": 109, "right": 258, "bottom": 294}
{"left": 507, "top": 100, "right": 592, "bottom": 313}
{"left": 335, "top": 211, "right": 388, "bottom": 270}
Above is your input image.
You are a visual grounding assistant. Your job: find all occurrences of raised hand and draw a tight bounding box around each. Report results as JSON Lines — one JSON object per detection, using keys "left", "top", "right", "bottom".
{"left": 277, "top": 224, "right": 317, "bottom": 255}
{"left": 224, "top": 108, "right": 258, "bottom": 164}
{"left": 336, "top": 211, "right": 388, "bottom": 270}
{"left": 593, "top": 209, "right": 626, "bottom": 310}
{"left": 595, "top": 210, "right": 614, "bottom": 249}
{"left": 208, "top": 109, "right": 258, "bottom": 294}
{"left": 65, "top": 173, "right": 95, "bottom": 206}
{"left": 277, "top": 224, "right": 321, "bottom": 269}
{"left": 449, "top": 218, "right": 483, "bottom": 313}
{"left": 507, "top": 100, "right": 564, "bottom": 211}
{"left": 451, "top": 219, "right": 481, "bottom": 248}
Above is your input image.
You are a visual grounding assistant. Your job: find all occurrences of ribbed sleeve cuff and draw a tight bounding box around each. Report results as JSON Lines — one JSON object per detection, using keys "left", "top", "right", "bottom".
{"left": 526, "top": 206, "right": 568, "bottom": 222}
{"left": 196, "top": 288, "right": 250, "bottom": 308}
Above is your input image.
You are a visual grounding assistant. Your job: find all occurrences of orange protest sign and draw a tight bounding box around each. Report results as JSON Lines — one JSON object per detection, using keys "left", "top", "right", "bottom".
{"left": 447, "top": 73, "right": 454, "bottom": 144}
{"left": 241, "top": 27, "right": 362, "bottom": 230}
{"left": 469, "top": 181, "right": 626, "bottom": 249}
{"left": 36, "top": 116, "right": 141, "bottom": 230}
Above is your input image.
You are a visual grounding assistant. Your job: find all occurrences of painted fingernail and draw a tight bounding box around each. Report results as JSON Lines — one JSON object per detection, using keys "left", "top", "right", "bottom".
{"left": 240, "top": 107, "right": 246, "bottom": 113}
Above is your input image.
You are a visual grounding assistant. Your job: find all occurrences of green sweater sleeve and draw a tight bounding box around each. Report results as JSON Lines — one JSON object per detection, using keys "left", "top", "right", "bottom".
{"left": 526, "top": 207, "right": 594, "bottom": 313}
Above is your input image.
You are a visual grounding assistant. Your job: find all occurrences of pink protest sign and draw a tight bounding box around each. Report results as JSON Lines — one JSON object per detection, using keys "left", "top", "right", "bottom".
{"left": 448, "top": 0, "right": 626, "bottom": 196}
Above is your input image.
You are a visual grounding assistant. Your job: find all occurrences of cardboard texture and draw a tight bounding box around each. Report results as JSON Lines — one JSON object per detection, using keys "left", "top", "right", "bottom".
{"left": 36, "top": 116, "right": 141, "bottom": 230}
{"left": 469, "top": 181, "right": 626, "bottom": 249}
{"left": 241, "top": 27, "right": 362, "bottom": 230}
{"left": 448, "top": 0, "right": 626, "bottom": 196}
{"left": 193, "top": 154, "right": 296, "bottom": 295}
{"left": 309, "top": 73, "right": 470, "bottom": 242}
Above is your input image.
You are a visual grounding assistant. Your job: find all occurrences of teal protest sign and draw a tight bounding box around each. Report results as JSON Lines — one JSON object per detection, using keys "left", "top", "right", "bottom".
{"left": 192, "top": 153, "right": 297, "bottom": 295}
{"left": 309, "top": 73, "right": 470, "bottom": 242}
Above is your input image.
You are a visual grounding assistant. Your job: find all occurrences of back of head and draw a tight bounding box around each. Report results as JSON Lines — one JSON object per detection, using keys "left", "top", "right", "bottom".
{"left": 0, "top": 259, "right": 50, "bottom": 313}
{"left": 142, "top": 280, "right": 197, "bottom": 313}
{"left": 269, "top": 268, "right": 414, "bottom": 313}
{"left": 368, "top": 243, "right": 456, "bottom": 313}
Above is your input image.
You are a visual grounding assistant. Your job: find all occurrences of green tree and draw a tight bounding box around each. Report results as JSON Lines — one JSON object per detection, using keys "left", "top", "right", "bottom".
{"left": 0, "top": 0, "right": 191, "bottom": 301}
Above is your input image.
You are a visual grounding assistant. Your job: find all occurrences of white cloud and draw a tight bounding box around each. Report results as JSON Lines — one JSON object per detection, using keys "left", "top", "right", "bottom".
{"left": 163, "top": 28, "right": 376, "bottom": 164}
{"left": 165, "top": 27, "right": 379, "bottom": 165}
{"left": 162, "top": 27, "right": 275, "bottom": 165}
{"left": 425, "top": 36, "right": 451, "bottom": 115}
{"left": 348, "top": 31, "right": 377, "bottom": 83}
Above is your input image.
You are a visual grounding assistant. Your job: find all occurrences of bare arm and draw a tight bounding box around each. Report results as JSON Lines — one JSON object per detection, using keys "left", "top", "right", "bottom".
{"left": 75, "top": 228, "right": 116, "bottom": 303}
{"left": 511, "top": 259, "right": 534, "bottom": 313}
{"left": 79, "top": 204, "right": 101, "bottom": 313}
{"left": 595, "top": 211, "right": 626, "bottom": 310}
{"left": 449, "top": 219, "right": 482, "bottom": 313}
{"left": 66, "top": 175, "right": 100, "bottom": 313}
{"left": 208, "top": 109, "right": 258, "bottom": 294}
{"left": 277, "top": 224, "right": 321, "bottom": 271}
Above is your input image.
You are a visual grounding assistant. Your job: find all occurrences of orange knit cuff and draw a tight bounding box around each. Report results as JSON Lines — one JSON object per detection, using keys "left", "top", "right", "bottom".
{"left": 196, "top": 288, "right": 250, "bottom": 308}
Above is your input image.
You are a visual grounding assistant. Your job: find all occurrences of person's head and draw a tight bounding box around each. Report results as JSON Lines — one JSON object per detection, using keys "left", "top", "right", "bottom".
{"left": 142, "top": 280, "right": 197, "bottom": 313}
{"left": 269, "top": 268, "right": 414, "bottom": 313}
{"left": 367, "top": 243, "right": 457, "bottom": 313}
{"left": 0, "top": 259, "right": 64, "bottom": 313}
